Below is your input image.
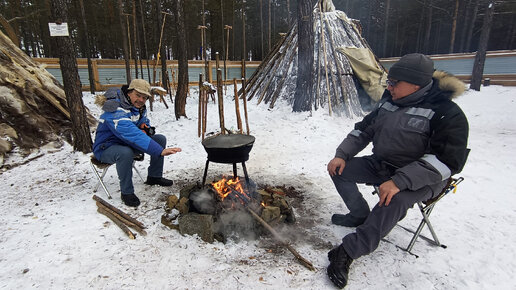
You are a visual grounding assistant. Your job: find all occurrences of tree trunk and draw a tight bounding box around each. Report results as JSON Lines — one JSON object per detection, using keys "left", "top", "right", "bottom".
{"left": 160, "top": 11, "right": 168, "bottom": 93}
{"left": 78, "top": 0, "right": 95, "bottom": 94}
{"left": 173, "top": 0, "right": 188, "bottom": 119}
{"left": 293, "top": 0, "right": 313, "bottom": 112}
{"left": 470, "top": 2, "right": 494, "bottom": 91}
{"left": 423, "top": 0, "right": 433, "bottom": 54}
{"left": 268, "top": 0, "right": 272, "bottom": 54}
{"left": 241, "top": 0, "right": 246, "bottom": 76}
{"left": 50, "top": 0, "right": 92, "bottom": 153}
{"left": 382, "top": 0, "right": 391, "bottom": 57}
{"left": 117, "top": 0, "right": 131, "bottom": 84}
{"left": 287, "top": 0, "right": 291, "bottom": 27}
{"left": 449, "top": 0, "right": 460, "bottom": 53}
{"left": 260, "top": 0, "right": 264, "bottom": 59}
{"left": 132, "top": 0, "right": 139, "bottom": 79}
{"left": 459, "top": 0, "right": 472, "bottom": 52}
{"left": 138, "top": 0, "right": 151, "bottom": 82}
{"left": 466, "top": 0, "right": 480, "bottom": 52}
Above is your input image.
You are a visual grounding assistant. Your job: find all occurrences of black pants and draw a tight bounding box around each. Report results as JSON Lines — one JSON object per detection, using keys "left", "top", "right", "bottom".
{"left": 331, "top": 156, "right": 446, "bottom": 259}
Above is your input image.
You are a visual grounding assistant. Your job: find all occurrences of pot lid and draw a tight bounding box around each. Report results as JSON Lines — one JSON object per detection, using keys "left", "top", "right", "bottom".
{"left": 202, "top": 134, "right": 255, "bottom": 149}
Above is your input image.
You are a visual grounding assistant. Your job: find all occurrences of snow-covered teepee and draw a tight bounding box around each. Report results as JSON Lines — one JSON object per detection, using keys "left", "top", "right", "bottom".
{"left": 243, "top": 0, "right": 386, "bottom": 117}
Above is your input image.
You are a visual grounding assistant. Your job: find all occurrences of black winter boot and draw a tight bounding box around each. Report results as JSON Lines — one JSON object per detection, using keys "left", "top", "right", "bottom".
{"left": 331, "top": 213, "right": 367, "bottom": 227}
{"left": 327, "top": 244, "right": 353, "bottom": 288}
{"left": 121, "top": 193, "right": 140, "bottom": 207}
{"left": 145, "top": 177, "right": 173, "bottom": 186}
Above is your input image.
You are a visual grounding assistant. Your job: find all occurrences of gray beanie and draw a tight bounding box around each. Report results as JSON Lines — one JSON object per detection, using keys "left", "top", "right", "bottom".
{"left": 387, "top": 53, "right": 434, "bottom": 86}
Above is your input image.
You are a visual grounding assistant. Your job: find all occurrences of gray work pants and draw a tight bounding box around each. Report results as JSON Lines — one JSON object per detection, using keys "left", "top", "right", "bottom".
{"left": 331, "top": 156, "right": 445, "bottom": 259}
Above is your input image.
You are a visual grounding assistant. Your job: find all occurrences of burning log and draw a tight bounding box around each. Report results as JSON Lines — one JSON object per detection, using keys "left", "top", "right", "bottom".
{"left": 209, "top": 178, "right": 313, "bottom": 270}
{"left": 246, "top": 208, "right": 315, "bottom": 271}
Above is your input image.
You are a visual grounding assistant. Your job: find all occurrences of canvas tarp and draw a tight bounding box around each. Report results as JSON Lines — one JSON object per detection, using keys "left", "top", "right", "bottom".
{"left": 337, "top": 47, "right": 387, "bottom": 101}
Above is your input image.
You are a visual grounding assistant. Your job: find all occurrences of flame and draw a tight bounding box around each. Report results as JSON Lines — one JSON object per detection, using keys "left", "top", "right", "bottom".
{"left": 211, "top": 176, "right": 251, "bottom": 203}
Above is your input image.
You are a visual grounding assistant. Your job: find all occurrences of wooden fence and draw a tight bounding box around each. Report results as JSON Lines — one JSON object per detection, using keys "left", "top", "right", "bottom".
{"left": 381, "top": 50, "right": 516, "bottom": 86}
{"left": 35, "top": 49, "right": 516, "bottom": 90}
{"left": 34, "top": 58, "right": 261, "bottom": 91}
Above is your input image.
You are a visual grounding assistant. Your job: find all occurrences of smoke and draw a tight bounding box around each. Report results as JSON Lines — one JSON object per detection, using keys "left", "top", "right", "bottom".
{"left": 214, "top": 210, "right": 258, "bottom": 241}
{"left": 189, "top": 189, "right": 216, "bottom": 215}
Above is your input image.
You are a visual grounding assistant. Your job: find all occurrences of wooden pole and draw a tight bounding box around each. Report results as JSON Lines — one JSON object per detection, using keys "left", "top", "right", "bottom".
{"left": 198, "top": 73, "right": 203, "bottom": 137}
{"left": 241, "top": 0, "right": 246, "bottom": 78}
{"left": 246, "top": 208, "right": 315, "bottom": 271}
{"left": 241, "top": 78, "right": 250, "bottom": 135}
{"left": 224, "top": 25, "right": 232, "bottom": 94}
{"left": 216, "top": 69, "right": 225, "bottom": 134}
{"left": 202, "top": 84, "right": 208, "bottom": 139}
{"left": 153, "top": 11, "right": 170, "bottom": 85}
{"left": 138, "top": 0, "right": 151, "bottom": 82}
{"left": 318, "top": 2, "right": 332, "bottom": 116}
{"left": 233, "top": 78, "right": 242, "bottom": 133}
{"left": 122, "top": 14, "right": 133, "bottom": 77}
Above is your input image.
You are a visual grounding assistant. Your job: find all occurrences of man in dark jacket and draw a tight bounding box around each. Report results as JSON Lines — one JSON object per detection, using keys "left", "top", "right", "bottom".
{"left": 93, "top": 79, "right": 182, "bottom": 207}
{"left": 326, "top": 53, "right": 469, "bottom": 288}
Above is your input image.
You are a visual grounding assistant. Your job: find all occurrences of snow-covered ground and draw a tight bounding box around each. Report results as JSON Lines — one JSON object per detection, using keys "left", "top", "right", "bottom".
{"left": 1, "top": 84, "right": 515, "bottom": 289}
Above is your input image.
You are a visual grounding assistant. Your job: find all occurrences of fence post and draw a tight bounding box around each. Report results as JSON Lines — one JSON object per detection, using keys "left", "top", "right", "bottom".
{"left": 208, "top": 60, "right": 213, "bottom": 83}
{"left": 91, "top": 59, "right": 101, "bottom": 91}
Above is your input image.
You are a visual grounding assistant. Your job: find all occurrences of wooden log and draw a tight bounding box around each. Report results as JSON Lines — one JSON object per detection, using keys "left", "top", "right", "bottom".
{"left": 96, "top": 201, "right": 147, "bottom": 236}
{"left": 233, "top": 79, "right": 243, "bottom": 133}
{"left": 247, "top": 28, "right": 297, "bottom": 101}
{"left": 239, "top": 27, "right": 292, "bottom": 96}
{"left": 97, "top": 207, "right": 136, "bottom": 239}
{"left": 92, "top": 195, "right": 146, "bottom": 229}
{"left": 256, "top": 50, "right": 289, "bottom": 105}
{"left": 247, "top": 207, "right": 315, "bottom": 271}
{"left": 323, "top": 13, "right": 344, "bottom": 111}
{"left": 266, "top": 42, "right": 298, "bottom": 108}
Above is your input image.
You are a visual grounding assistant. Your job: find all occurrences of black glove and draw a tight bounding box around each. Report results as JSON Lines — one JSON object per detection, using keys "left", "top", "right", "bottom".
{"left": 140, "top": 124, "right": 156, "bottom": 136}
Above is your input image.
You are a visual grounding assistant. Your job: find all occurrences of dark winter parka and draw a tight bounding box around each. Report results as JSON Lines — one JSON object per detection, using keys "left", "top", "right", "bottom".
{"left": 92, "top": 85, "right": 163, "bottom": 160}
{"left": 335, "top": 71, "right": 469, "bottom": 191}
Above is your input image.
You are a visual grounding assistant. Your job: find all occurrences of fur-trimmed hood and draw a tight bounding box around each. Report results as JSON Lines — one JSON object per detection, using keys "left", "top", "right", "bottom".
{"left": 94, "top": 86, "right": 138, "bottom": 113}
{"left": 432, "top": 70, "right": 466, "bottom": 99}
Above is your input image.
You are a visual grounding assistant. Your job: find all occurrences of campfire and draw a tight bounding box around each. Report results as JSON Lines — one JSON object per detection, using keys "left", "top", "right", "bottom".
{"left": 162, "top": 176, "right": 296, "bottom": 243}
{"left": 160, "top": 65, "right": 314, "bottom": 271}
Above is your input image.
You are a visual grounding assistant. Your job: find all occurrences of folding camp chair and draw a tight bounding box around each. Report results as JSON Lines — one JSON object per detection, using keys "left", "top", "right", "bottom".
{"left": 373, "top": 177, "right": 464, "bottom": 254}
{"left": 90, "top": 154, "right": 145, "bottom": 199}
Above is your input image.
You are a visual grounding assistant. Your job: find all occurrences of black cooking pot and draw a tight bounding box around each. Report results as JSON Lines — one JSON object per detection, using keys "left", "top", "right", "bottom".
{"left": 202, "top": 134, "right": 255, "bottom": 163}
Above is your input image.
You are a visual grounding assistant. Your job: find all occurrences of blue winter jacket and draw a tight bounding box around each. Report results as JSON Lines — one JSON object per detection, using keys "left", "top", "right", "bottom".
{"left": 92, "top": 86, "right": 163, "bottom": 159}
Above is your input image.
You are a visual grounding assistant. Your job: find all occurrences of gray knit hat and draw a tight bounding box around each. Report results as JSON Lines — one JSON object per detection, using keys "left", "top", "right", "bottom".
{"left": 387, "top": 53, "right": 434, "bottom": 86}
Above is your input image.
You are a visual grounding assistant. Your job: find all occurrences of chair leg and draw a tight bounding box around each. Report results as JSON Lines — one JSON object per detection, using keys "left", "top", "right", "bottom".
{"left": 421, "top": 203, "right": 441, "bottom": 246}
{"left": 406, "top": 202, "right": 440, "bottom": 252}
{"left": 90, "top": 161, "right": 112, "bottom": 199}
{"left": 132, "top": 161, "right": 144, "bottom": 182}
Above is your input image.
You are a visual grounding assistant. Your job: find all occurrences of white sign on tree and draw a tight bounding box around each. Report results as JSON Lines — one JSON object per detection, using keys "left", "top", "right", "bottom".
{"left": 48, "top": 23, "right": 69, "bottom": 37}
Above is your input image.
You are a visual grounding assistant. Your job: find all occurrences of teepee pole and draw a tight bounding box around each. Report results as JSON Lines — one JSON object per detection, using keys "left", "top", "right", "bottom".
{"left": 318, "top": 1, "right": 332, "bottom": 116}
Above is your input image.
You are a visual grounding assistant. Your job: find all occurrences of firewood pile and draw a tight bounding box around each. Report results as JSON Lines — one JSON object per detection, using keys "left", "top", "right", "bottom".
{"left": 93, "top": 195, "right": 146, "bottom": 239}
{"left": 161, "top": 180, "right": 295, "bottom": 243}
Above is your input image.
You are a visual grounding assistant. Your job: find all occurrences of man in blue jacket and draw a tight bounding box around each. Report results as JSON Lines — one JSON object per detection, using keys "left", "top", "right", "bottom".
{"left": 93, "top": 79, "right": 181, "bottom": 207}
{"left": 326, "top": 54, "right": 469, "bottom": 288}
